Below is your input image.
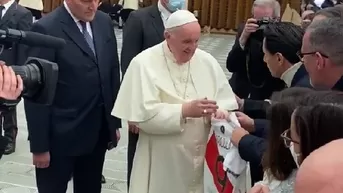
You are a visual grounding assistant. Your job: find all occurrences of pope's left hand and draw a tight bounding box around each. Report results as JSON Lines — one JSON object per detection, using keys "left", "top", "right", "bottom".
{"left": 213, "top": 110, "right": 229, "bottom": 120}
{"left": 231, "top": 127, "right": 249, "bottom": 146}
{"left": 116, "top": 129, "right": 121, "bottom": 143}
{"left": 248, "top": 184, "right": 270, "bottom": 193}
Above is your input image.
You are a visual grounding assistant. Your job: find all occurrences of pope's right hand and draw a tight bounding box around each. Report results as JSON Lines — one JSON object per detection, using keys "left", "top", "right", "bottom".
{"left": 182, "top": 98, "right": 218, "bottom": 118}
{"left": 33, "top": 152, "right": 50, "bottom": 169}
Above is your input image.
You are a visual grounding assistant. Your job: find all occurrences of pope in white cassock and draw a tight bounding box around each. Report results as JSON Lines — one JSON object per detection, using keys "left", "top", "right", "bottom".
{"left": 112, "top": 10, "right": 238, "bottom": 193}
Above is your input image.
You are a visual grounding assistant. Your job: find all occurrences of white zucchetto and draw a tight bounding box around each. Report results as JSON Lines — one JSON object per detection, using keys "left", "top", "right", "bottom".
{"left": 165, "top": 10, "right": 198, "bottom": 29}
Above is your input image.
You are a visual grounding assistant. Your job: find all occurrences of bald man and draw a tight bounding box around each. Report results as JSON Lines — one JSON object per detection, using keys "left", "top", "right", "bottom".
{"left": 112, "top": 10, "right": 238, "bottom": 193}
{"left": 295, "top": 139, "right": 343, "bottom": 193}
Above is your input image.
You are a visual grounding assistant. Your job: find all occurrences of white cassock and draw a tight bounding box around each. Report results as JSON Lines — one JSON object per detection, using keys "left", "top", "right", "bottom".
{"left": 112, "top": 41, "right": 238, "bottom": 193}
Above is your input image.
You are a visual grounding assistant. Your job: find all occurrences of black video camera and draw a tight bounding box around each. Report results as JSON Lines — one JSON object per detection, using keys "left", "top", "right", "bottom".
{"left": 0, "top": 28, "right": 65, "bottom": 159}
{"left": 0, "top": 28, "right": 66, "bottom": 107}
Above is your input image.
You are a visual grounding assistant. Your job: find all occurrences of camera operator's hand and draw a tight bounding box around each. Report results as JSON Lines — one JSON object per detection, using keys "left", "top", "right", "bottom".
{"left": 0, "top": 62, "right": 23, "bottom": 100}
{"left": 239, "top": 18, "right": 259, "bottom": 47}
{"left": 33, "top": 152, "right": 50, "bottom": 168}
{"left": 182, "top": 98, "right": 218, "bottom": 118}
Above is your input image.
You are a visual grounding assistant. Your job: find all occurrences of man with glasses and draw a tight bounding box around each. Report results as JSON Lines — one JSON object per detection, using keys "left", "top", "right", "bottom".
{"left": 301, "top": 18, "right": 343, "bottom": 91}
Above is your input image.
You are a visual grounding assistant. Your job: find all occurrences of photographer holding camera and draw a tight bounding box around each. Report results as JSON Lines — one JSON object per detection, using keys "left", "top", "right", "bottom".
{"left": 227, "top": 0, "right": 285, "bottom": 101}
{"left": 0, "top": 62, "right": 23, "bottom": 159}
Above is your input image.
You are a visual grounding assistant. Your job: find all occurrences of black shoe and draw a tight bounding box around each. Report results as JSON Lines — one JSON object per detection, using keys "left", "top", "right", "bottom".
{"left": 101, "top": 175, "right": 106, "bottom": 184}
{"left": 4, "top": 141, "right": 15, "bottom": 155}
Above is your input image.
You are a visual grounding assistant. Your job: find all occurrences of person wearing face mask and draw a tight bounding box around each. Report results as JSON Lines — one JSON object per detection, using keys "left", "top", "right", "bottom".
{"left": 287, "top": 99, "right": 343, "bottom": 168}
{"left": 249, "top": 90, "right": 343, "bottom": 193}
{"left": 121, "top": 0, "right": 185, "bottom": 189}
{"left": 240, "top": 87, "right": 313, "bottom": 191}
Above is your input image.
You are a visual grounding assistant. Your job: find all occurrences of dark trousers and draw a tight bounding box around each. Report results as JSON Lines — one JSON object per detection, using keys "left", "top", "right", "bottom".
{"left": 127, "top": 131, "right": 139, "bottom": 189}
{"left": 1, "top": 107, "right": 18, "bottom": 143}
{"left": 35, "top": 128, "right": 108, "bottom": 193}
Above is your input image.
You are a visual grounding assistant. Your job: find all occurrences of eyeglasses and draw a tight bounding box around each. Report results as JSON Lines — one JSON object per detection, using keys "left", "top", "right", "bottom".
{"left": 297, "top": 51, "right": 329, "bottom": 59}
{"left": 280, "top": 129, "right": 300, "bottom": 148}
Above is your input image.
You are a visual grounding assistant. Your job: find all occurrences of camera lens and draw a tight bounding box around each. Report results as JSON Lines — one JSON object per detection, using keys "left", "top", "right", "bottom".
{"left": 11, "top": 63, "right": 42, "bottom": 96}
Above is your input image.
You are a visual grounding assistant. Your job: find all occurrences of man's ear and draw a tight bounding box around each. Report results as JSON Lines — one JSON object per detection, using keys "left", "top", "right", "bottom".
{"left": 164, "top": 31, "right": 170, "bottom": 39}
{"left": 276, "top": 53, "right": 284, "bottom": 65}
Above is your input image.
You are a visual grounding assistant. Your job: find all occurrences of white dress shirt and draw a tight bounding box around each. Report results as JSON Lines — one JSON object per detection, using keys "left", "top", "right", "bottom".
{"left": 280, "top": 62, "right": 302, "bottom": 87}
{"left": 1, "top": 0, "right": 14, "bottom": 17}
{"left": 63, "top": 1, "right": 93, "bottom": 39}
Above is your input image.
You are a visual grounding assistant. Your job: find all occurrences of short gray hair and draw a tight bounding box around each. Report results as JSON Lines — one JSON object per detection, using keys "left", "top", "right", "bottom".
{"left": 307, "top": 18, "right": 343, "bottom": 66}
{"left": 253, "top": 0, "right": 281, "bottom": 18}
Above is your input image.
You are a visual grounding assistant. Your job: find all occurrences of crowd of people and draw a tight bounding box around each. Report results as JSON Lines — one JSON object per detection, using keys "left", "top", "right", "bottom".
{"left": 1, "top": 0, "right": 343, "bottom": 193}
{"left": 227, "top": 0, "right": 343, "bottom": 193}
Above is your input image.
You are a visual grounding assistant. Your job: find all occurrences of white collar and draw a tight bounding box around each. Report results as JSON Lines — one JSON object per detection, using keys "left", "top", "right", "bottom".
{"left": 158, "top": 0, "right": 171, "bottom": 20}
{"left": 63, "top": 1, "right": 80, "bottom": 23}
{"left": 280, "top": 62, "right": 302, "bottom": 87}
{"left": 1, "top": 0, "right": 15, "bottom": 11}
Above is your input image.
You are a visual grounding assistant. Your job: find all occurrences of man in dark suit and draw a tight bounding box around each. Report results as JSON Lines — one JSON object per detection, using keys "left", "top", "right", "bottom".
{"left": 121, "top": 0, "right": 184, "bottom": 188}
{"left": 226, "top": 0, "right": 285, "bottom": 100}
{"left": 0, "top": 0, "right": 32, "bottom": 155}
{"left": 237, "top": 22, "right": 311, "bottom": 119}
{"left": 23, "top": 0, "right": 121, "bottom": 192}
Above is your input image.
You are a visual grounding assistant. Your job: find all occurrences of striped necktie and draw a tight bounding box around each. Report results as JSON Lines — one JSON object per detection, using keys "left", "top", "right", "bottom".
{"left": 0, "top": 6, "right": 5, "bottom": 20}
{"left": 79, "top": 21, "right": 95, "bottom": 55}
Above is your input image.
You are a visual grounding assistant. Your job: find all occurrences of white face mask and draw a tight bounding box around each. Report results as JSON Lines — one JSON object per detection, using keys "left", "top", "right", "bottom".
{"left": 289, "top": 142, "right": 301, "bottom": 168}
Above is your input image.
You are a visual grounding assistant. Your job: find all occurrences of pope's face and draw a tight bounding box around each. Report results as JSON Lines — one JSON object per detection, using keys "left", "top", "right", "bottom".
{"left": 165, "top": 22, "right": 201, "bottom": 63}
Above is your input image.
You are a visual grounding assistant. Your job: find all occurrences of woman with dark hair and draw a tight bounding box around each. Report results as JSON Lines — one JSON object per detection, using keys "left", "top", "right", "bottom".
{"left": 286, "top": 91, "right": 343, "bottom": 168}
{"left": 233, "top": 87, "right": 313, "bottom": 187}
{"left": 249, "top": 91, "right": 343, "bottom": 192}
{"left": 248, "top": 91, "right": 310, "bottom": 192}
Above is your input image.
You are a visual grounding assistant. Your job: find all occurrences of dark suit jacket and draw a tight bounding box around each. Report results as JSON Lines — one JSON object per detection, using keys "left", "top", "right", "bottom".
{"left": 226, "top": 23, "right": 285, "bottom": 100}
{"left": 121, "top": 5, "right": 164, "bottom": 75}
{"left": 243, "top": 64, "right": 311, "bottom": 119}
{"left": 24, "top": 5, "right": 121, "bottom": 156}
{"left": 0, "top": 2, "right": 32, "bottom": 66}
{"left": 333, "top": 76, "right": 343, "bottom": 91}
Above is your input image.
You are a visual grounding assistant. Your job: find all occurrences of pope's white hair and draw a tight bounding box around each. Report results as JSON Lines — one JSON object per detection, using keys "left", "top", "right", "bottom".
{"left": 253, "top": 0, "right": 281, "bottom": 18}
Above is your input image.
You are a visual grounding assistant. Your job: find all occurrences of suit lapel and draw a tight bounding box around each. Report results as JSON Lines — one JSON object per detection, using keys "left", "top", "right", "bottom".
{"left": 59, "top": 6, "right": 96, "bottom": 63}
{"left": 149, "top": 6, "right": 164, "bottom": 40}
{"left": 90, "top": 17, "right": 103, "bottom": 64}
{"left": 0, "top": 2, "right": 17, "bottom": 27}
{"left": 291, "top": 64, "right": 306, "bottom": 87}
